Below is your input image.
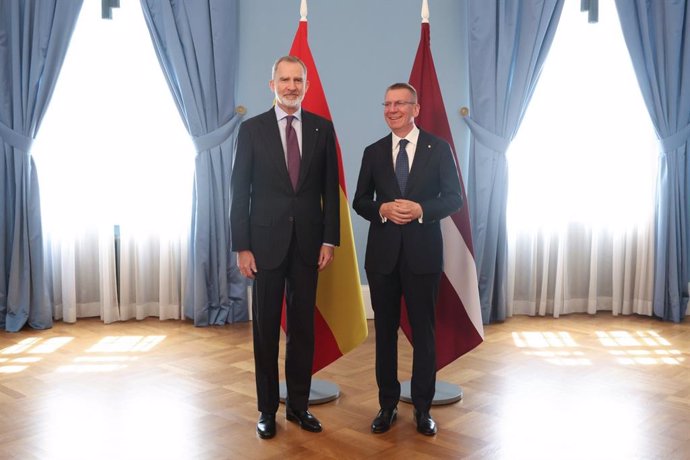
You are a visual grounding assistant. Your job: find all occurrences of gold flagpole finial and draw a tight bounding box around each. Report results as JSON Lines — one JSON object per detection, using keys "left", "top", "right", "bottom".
{"left": 421, "top": 0, "right": 429, "bottom": 23}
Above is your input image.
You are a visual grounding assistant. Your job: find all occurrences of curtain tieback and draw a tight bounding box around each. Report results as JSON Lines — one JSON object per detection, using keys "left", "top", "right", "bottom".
{"left": 462, "top": 116, "right": 510, "bottom": 154}
{"left": 659, "top": 123, "right": 690, "bottom": 153}
{"left": 0, "top": 120, "right": 32, "bottom": 152}
{"left": 192, "top": 107, "right": 246, "bottom": 153}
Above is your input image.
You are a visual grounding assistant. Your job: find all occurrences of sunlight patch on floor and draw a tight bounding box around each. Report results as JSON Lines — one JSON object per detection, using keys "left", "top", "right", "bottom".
{"left": 0, "top": 335, "right": 165, "bottom": 374}
{"left": 512, "top": 330, "right": 683, "bottom": 366}
{"left": 597, "top": 331, "right": 683, "bottom": 365}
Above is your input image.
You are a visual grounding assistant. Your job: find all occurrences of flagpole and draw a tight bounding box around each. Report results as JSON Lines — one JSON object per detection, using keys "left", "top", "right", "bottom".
{"left": 399, "top": 0, "right": 465, "bottom": 407}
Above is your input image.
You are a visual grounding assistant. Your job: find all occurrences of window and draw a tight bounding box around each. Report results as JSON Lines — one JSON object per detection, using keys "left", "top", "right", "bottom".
{"left": 34, "top": 2, "right": 193, "bottom": 236}
{"left": 33, "top": 2, "right": 194, "bottom": 321}
{"left": 506, "top": 2, "right": 657, "bottom": 316}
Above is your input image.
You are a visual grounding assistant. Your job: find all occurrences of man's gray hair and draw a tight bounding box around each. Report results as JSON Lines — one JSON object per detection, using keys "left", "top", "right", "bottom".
{"left": 386, "top": 82, "right": 418, "bottom": 102}
{"left": 271, "top": 55, "right": 308, "bottom": 80}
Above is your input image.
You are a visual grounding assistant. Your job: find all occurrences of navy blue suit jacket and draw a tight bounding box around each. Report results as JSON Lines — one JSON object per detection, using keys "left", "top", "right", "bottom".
{"left": 353, "top": 128, "right": 462, "bottom": 275}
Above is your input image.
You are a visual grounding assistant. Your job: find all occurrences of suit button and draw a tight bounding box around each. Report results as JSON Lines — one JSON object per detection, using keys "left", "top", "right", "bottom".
{"left": 288, "top": 216, "right": 294, "bottom": 222}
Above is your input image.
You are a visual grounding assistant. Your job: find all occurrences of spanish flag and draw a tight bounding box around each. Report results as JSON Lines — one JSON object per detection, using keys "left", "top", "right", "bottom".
{"left": 288, "top": 16, "right": 368, "bottom": 374}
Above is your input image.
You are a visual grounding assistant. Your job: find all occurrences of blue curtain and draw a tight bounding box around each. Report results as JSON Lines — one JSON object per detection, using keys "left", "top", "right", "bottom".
{"left": 464, "top": 0, "right": 565, "bottom": 323}
{"left": 140, "top": 0, "right": 248, "bottom": 326}
{"left": 0, "top": 0, "right": 83, "bottom": 332}
{"left": 616, "top": 0, "right": 689, "bottom": 323}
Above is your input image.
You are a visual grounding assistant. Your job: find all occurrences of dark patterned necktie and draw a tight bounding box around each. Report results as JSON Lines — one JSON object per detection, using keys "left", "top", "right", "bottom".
{"left": 395, "top": 139, "right": 410, "bottom": 194}
{"left": 285, "top": 115, "right": 300, "bottom": 190}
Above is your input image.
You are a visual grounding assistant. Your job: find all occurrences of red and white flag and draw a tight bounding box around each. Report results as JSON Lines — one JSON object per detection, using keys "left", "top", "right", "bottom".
{"left": 284, "top": 3, "right": 368, "bottom": 373}
{"left": 401, "top": 3, "right": 484, "bottom": 369}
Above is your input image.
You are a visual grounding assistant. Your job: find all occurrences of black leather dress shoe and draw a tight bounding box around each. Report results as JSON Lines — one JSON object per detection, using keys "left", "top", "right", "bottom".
{"left": 414, "top": 410, "right": 437, "bottom": 436}
{"left": 257, "top": 412, "right": 276, "bottom": 439}
{"left": 286, "top": 406, "right": 322, "bottom": 432}
{"left": 371, "top": 407, "right": 398, "bottom": 433}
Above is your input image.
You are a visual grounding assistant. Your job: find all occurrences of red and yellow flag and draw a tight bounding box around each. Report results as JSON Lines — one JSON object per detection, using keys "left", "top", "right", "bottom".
{"left": 288, "top": 19, "right": 368, "bottom": 374}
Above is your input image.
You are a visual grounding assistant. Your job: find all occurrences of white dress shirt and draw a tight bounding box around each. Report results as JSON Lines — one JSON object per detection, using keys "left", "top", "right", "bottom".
{"left": 391, "top": 125, "right": 420, "bottom": 172}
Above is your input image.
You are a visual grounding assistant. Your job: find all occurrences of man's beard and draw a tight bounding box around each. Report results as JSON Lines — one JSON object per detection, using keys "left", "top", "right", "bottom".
{"left": 275, "top": 92, "right": 303, "bottom": 109}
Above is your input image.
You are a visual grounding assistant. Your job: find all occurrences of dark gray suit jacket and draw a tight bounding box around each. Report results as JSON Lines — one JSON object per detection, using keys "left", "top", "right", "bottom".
{"left": 231, "top": 108, "right": 340, "bottom": 269}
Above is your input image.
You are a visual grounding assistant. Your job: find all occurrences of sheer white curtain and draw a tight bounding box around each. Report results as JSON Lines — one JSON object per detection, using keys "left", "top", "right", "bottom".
{"left": 33, "top": 2, "right": 194, "bottom": 323}
{"left": 507, "top": 2, "right": 658, "bottom": 318}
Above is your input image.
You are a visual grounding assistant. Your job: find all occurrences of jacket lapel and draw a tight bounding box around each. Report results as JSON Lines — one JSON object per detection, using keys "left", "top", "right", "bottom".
{"left": 260, "top": 108, "right": 293, "bottom": 191}
{"left": 379, "top": 134, "right": 402, "bottom": 195}
{"left": 297, "top": 112, "right": 317, "bottom": 191}
{"left": 405, "top": 130, "right": 432, "bottom": 196}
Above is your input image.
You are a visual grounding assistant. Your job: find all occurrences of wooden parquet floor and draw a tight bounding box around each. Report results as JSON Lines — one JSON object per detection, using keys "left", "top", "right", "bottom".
{"left": 0, "top": 314, "right": 688, "bottom": 460}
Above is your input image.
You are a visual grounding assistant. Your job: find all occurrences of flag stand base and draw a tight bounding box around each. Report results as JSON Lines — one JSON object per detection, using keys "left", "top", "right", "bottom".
{"left": 400, "top": 380, "right": 463, "bottom": 405}
{"left": 279, "top": 379, "right": 340, "bottom": 405}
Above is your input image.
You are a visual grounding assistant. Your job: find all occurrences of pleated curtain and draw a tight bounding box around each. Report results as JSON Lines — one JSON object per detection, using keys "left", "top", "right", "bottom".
{"left": 0, "top": 0, "right": 83, "bottom": 332}
{"left": 140, "top": 0, "right": 248, "bottom": 326}
{"left": 464, "top": 0, "right": 565, "bottom": 323}
{"left": 615, "top": 0, "right": 690, "bottom": 323}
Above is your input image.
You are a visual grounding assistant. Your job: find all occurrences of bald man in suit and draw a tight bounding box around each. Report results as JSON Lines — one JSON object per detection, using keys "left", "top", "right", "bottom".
{"left": 231, "top": 55, "right": 339, "bottom": 439}
{"left": 353, "top": 82, "right": 462, "bottom": 436}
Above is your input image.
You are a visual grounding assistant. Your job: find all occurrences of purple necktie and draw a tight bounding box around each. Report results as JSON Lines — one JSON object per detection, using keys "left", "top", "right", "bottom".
{"left": 285, "top": 115, "right": 301, "bottom": 190}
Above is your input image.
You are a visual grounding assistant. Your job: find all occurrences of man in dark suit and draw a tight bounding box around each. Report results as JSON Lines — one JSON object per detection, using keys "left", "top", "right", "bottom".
{"left": 231, "top": 55, "right": 339, "bottom": 439}
{"left": 353, "top": 82, "right": 462, "bottom": 436}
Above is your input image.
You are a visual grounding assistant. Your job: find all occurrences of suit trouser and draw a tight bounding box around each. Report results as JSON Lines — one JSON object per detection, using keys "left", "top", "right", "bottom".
{"left": 252, "top": 235, "right": 318, "bottom": 414}
{"left": 367, "top": 254, "right": 440, "bottom": 414}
